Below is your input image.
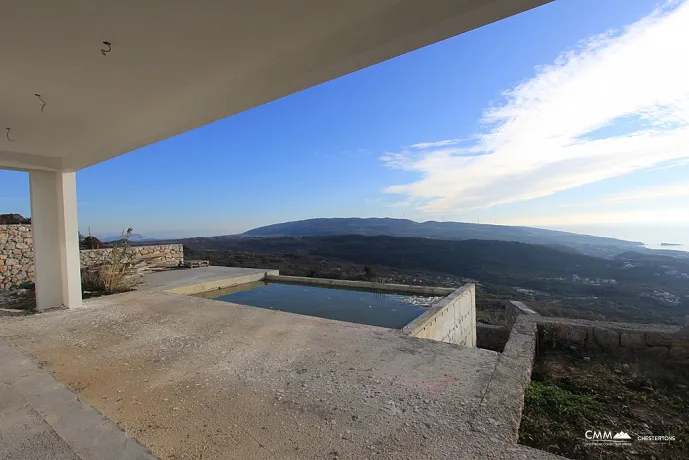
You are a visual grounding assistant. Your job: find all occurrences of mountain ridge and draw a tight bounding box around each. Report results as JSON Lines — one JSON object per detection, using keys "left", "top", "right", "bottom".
{"left": 240, "top": 217, "right": 643, "bottom": 257}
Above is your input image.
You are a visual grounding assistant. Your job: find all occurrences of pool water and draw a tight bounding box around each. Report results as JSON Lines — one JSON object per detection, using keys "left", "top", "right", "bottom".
{"left": 197, "top": 281, "right": 437, "bottom": 329}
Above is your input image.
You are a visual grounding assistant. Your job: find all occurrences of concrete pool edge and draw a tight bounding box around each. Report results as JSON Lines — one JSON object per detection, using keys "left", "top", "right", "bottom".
{"left": 265, "top": 274, "right": 456, "bottom": 296}
{"left": 163, "top": 270, "right": 279, "bottom": 295}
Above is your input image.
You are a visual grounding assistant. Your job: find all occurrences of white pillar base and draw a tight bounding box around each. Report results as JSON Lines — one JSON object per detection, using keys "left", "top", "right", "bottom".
{"left": 29, "top": 171, "right": 82, "bottom": 310}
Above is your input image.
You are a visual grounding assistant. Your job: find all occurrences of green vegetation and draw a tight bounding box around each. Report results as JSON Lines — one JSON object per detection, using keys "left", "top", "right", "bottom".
{"left": 524, "top": 380, "right": 602, "bottom": 421}
{"left": 8, "top": 281, "right": 34, "bottom": 291}
{"left": 521, "top": 380, "right": 603, "bottom": 454}
{"left": 520, "top": 351, "right": 689, "bottom": 459}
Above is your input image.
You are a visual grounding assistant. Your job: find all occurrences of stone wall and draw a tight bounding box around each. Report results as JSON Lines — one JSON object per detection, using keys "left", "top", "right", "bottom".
{"left": 472, "top": 316, "right": 538, "bottom": 442}
{"left": 477, "top": 323, "right": 510, "bottom": 352}
{"left": 402, "top": 283, "right": 476, "bottom": 347}
{"left": 505, "top": 300, "right": 540, "bottom": 330}
{"left": 80, "top": 244, "right": 184, "bottom": 268}
{"left": 0, "top": 225, "right": 34, "bottom": 290}
{"left": 537, "top": 317, "right": 688, "bottom": 379}
{"left": 1, "top": 224, "right": 184, "bottom": 291}
{"left": 504, "top": 298, "right": 689, "bottom": 381}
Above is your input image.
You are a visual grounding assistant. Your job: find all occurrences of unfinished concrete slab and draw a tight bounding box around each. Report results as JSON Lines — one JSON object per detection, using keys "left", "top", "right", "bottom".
{"left": 0, "top": 288, "right": 559, "bottom": 459}
{"left": 0, "top": 338, "right": 157, "bottom": 460}
{"left": 141, "top": 266, "right": 277, "bottom": 294}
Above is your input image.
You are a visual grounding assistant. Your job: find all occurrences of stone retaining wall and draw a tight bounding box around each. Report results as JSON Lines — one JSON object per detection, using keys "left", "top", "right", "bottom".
{"left": 472, "top": 316, "right": 538, "bottom": 442}
{"left": 477, "top": 323, "right": 510, "bottom": 352}
{"left": 537, "top": 317, "right": 688, "bottom": 378}
{"left": 505, "top": 300, "right": 540, "bottom": 329}
{"left": 80, "top": 244, "right": 184, "bottom": 268}
{"left": 402, "top": 283, "right": 476, "bottom": 347}
{"left": 505, "top": 298, "right": 689, "bottom": 381}
{"left": 0, "top": 225, "right": 34, "bottom": 290}
{"left": 1, "top": 223, "right": 183, "bottom": 291}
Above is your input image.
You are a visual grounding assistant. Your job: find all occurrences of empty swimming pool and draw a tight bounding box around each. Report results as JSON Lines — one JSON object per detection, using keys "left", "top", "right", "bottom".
{"left": 195, "top": 281, "right": 441, "bottom": 329}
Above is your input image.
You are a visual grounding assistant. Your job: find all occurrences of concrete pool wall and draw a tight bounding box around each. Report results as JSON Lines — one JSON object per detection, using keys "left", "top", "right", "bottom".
{"left": 402, "top": 283, "right": 476, "bottom": 348}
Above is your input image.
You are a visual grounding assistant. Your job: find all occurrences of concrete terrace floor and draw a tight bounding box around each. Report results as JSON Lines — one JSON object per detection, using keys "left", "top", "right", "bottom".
{"left": 1, "top": 268, "right": 558, "bottom": 459}
{"left": 140, "top": 266, "right": 273, "bottom": 292}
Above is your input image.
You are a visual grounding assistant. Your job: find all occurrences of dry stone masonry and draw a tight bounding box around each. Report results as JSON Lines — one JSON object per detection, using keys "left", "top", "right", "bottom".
{"left": 0, "top": 224, "right": 34, "bottom": 290}
{"left": 80, "top": 245, "right": 184, "bottom": 268}
{"left": 1, "top": 224, "right": 183, "bottom": 290}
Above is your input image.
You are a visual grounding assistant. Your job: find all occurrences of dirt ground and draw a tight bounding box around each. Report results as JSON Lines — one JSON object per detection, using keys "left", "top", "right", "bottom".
{"left": 519, "top": 349, "right": 689, "bottom": 459}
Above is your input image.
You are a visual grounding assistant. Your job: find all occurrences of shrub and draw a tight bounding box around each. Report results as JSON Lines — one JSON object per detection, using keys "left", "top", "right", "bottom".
{"left": 363, "top": 265, "right": 376, "bottom": 279}
{"left": 82, "top": 236, "right": 102, "bottom": 249}
{"left": 81, "top": 228, "right": 142, "bottom": 294}
{"left": 80, "top": 227, "right": 103, "bottom": 249}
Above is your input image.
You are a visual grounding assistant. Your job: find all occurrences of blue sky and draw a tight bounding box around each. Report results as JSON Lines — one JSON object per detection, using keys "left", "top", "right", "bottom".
{"left": 2, "top": 0, "right": 688, "bottom": 245}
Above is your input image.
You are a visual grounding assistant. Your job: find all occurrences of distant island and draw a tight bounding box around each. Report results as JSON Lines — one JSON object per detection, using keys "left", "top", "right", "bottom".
{"left": 660, "top": 243, "right": 683, "bottom": 247}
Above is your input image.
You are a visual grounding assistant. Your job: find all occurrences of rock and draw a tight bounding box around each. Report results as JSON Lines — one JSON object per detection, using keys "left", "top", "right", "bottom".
{"left": 594, "top": 327, "right": 620, "bottom": 349}
{"left": 646, "top": 332, "right": 673, "bottom": 347}
{"left": 622, "top": 363, "right": 630, "bottom": 371}
{"left": 583, "top": 357, "right": 591, "bottom": 362}
{"left": 620, "top": 331, "right": 645, "bottom": 349}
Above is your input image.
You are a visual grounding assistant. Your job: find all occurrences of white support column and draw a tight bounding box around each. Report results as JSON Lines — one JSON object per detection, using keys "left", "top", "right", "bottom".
{"left": 29, "top": 171, "right": 81, "bottom": 310}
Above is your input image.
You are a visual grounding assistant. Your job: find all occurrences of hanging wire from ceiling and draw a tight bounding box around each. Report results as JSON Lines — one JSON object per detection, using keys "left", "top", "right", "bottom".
{"left": 35, "top": 94, "right": 47, "bottom": 112}
{"left": 101, "top": 41, "right": 112, "bottom": 56}
{"left": 6, "top": 128, "right": 15, "bottom": 142}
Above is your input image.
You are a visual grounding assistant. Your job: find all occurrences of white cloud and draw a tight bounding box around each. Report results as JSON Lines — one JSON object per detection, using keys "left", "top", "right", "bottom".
{"left": 500, "top": 207, "right": 689, "bottom": 227}
{"left": 558, "top": 181, "right": 689, "bottom": 208}
{"left": 408, "top": 138, "right": 464, "bottom": 149}
{"left": 381, "top": 1, "right": 689, "bottom": 214}
{"left": 598, "top": 183, "right": 689, "bottom": 203}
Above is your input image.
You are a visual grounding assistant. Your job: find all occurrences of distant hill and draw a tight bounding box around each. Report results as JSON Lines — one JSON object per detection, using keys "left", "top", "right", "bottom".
{"left": 179, "top": 235, "right": 611, "bottom": 279}
{"left": 178, "top": 234, "right": 689, "bottom": 324}
{"left": 101, "top": 233, "right": 157, "bottom": 243}
{"left": 0, "top": 213, "right": 30, "bottom": 225}
{"left": 241, "top": 218, "right": 643, "bottom": 258}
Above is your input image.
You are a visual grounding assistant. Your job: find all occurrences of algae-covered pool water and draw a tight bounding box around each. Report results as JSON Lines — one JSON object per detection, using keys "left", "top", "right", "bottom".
{"left": 195, "top": 281, "right": 442, "bottom": 329}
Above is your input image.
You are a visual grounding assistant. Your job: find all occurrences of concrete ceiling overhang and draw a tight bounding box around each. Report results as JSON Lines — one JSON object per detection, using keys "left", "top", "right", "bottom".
{"left": 1, "top": 0, "right": 551, "bottom": 172}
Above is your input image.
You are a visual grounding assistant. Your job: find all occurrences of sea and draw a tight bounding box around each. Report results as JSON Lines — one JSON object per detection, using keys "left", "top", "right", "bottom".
{"left": 644, "top": 243, "right": 689, "bottom": 253}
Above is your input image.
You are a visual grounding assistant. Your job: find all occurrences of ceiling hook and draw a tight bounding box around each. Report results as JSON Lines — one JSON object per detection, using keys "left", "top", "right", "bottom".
{"left": 101, "top": 41, "right": 112, "bottom": 56}
{"left": 6, "top": 128, "right": 15, "bottom": 142}
{"left": 35, "top": 94, "right": 47, "bottom": 112}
